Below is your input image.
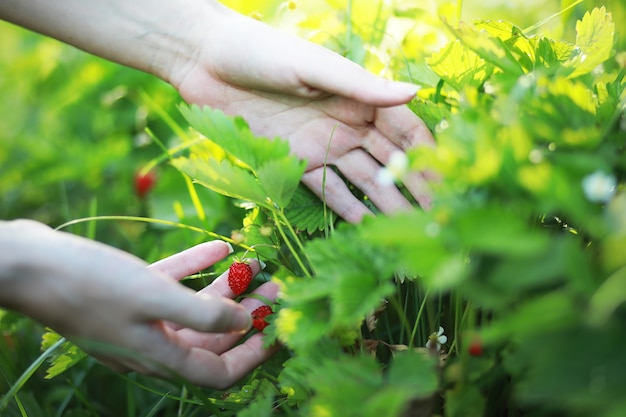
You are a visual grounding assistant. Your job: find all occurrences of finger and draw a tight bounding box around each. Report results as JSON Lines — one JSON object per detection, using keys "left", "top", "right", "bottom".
{"left": 360, "top": 131, "right": 433, "bottom": 210}
{"left": 199, "top": 258, "right": 267, "bottom": 299}
{"left": 302, "top": 167, "right": 373, "bottom": 223}
{"left": 135, "top": 305, "right": 281, "bottom": 389}
{"left": 161, "top": 331, "right": 281, "bottom": 389}
{"left": 163, "top": 257, "right": 266, "bottom": 333}
{"left": 143, "top": 285, "right": 252, "bottom": 334}
{"left": 366, "top": 107, "right": 436, "bottom": 208}
{"left": 89, "top": 320, "right": 278, "bottom": 389}
{"left": 297, "top": 43, "right": 419, "bottom": 106}
{"left": 374, "top": 105, "right": 435, "bottom": 149}
{"left": 335, "top": 149, "right": 414, "bottom": 214}
{"left": 174, "top": 280, "right": 280, "bottom": 354}
{"left": 147, "top": 240, "right": 233, "bottom": 280}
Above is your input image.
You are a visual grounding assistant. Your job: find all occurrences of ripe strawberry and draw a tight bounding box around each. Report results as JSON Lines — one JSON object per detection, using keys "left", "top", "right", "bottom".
{"left": 227, "top": 260, "right": 253, "bottom": 296}
{"left": 468, "top": 339, "right": 483, "bottom": 356}
{"left": 134, "top": 170, "right": 157, "bottom": 199}
{"left": 251, "top": 305, "right": 273, "bottom": 331}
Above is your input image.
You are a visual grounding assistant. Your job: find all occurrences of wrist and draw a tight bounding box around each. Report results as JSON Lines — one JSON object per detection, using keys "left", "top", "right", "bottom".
{"left": 119, "top": 0, "right": 232, "bottom": 85}
{"left": 0, "top": 220, "right": 50, "bottom": 309}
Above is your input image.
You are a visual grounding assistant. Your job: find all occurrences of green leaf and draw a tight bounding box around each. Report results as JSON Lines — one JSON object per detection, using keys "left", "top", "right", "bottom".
{"left": 358, "top": 211, "right": 450, "bottom": 277}
{"left": 41, "top": 330, "right": 86, "bottom": 379}
{"left": 408, "top": 99, "right": 452, "bottom": 132}
{"left": 240, "top": 207, "right": 280, "bottom": 262}
{"left": 447, "top": 20, "right": 524, "bottom": 76}
{"left": 256, "top": 157, "right": 306, "bottom": 208}
{"left": 507, "top": 325, "right": 626, "bottom": 414}
{"left": 533, "top": 37, "right": 576, "bottom": 68}
{"left": 176, "top": 104, "right": 307, "bottom": 210}
{"left": 427, "top": 40, "right": 492, "bottom": 90}
{"left": 365, "top": 387, "right": 418, "bottom": 417}
{"left": 452, "top": 205, "right": 549, "bottom": 256}
{"left": 236, "top": 380, "right": 276, "bottom": 417}
{"left": 306, "top": 229, "right": 396, "bottom": 326}
{"left": 589, "top": 265, "right": 626, "bottom": 326}
{"left": 445, "top": 384, "right": 485, "bottom": 417}
{"left": 305, "top": 355, "right": 384, "bottom": 417}
{"left": 284, "top": 184, "right": 337, "bottom": 234}
{"left": 565, "top": 6, "right": 615, "bottom": 78}
{"left": 274, "top": 299, "right": 332, "bottom": 350}
{"left": 179, "top": 104, "right": 292, "bottom": 170}
{"left": 473, "top": 20, "right": 522, "bottom": 40}
{"left": 172, "top": 156, "right": 269, "bottom": 207}
{"left": 482, "top": 291, "right": 579, "bottom": 344}
{"left": 488, "top": 237, "right": 576, "bottom": 292}
{"left": 520, "top": 76, "right": 600, "bottom": 148}
{"left": 331, "top": 270, "right": 395, "bottom": 326}
{"left": 386, "top": 350, "right": 439, "bottom": 398}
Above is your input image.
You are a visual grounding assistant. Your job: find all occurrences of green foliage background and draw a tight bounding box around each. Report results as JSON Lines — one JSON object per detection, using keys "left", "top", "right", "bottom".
{"left": 1, "top": 0, "right": 626, "bottom": 416}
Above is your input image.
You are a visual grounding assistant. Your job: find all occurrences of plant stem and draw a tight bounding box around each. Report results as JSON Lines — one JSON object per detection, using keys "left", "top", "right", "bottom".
{"left": 409, "top": 286, "right": 430, "bottom": 349}
{"left": 274, "top": 210, "right": 313, "bottom": 278}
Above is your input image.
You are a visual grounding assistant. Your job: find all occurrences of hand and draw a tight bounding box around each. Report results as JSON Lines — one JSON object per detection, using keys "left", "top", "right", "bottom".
{"left": 0, "top": 220, "right": 279, "bottom": 389}
{"left": 173, "top": 8, "right": 435, "bottom": 223}
{"left": 0, "top": 0, "right": 435, "bottom": 223}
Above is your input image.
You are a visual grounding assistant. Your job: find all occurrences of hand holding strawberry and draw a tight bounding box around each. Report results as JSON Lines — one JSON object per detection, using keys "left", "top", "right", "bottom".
{"left": 1, "top": 221, "right": 280, "bottom": 389}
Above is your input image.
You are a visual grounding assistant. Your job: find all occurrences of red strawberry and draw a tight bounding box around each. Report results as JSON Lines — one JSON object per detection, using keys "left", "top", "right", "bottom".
{"left": 227, "top": 260, "right": 253, "bottom": 296}
{"left": 251, "top": 305, "right": 273, "bottom": 331}
{"left": 134, "top": 170, "right": 157, "bottom": 199}
{"left": 468, "top": 339, "right": 483, "bottom": 356}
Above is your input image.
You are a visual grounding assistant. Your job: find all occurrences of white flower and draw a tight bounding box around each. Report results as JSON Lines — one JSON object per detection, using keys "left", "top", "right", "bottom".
{"left": 376, "top": 150, "right": 409, "bottom": 186}
{"left": 582, "top": 171, "right": 617, "bottom": 203}
{"left": 426, "top": 326, "right": 447, "bottom": 352}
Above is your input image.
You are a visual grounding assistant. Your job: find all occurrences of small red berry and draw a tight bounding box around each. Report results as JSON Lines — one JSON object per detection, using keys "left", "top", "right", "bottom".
{"left": 227, "top": 260, "right": 253, "bottom": 296}
{"left": 468, "top": 339, "right": 483, "bottom": 356}
{"left": 251, "top": 305, "right": 273, "bottom": 331}
{"left": 134, "top": 170, "right": 157, "bottom": 199}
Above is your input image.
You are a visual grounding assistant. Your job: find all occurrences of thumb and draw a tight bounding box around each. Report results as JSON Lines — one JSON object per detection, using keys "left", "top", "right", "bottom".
{"left": 146, "top": 287, "right": 252, "bottom": 334}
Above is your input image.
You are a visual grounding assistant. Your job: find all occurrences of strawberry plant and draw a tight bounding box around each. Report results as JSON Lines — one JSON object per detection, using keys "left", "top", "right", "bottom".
{"left": 2, "top": 1, "right": 626, "bottom": 417}
{"left": 159, "top": 4, "right": 626, "bottom": 417}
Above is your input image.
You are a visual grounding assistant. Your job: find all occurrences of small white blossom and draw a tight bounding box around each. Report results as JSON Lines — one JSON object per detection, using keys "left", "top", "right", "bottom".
{"left": 582, "top": 171, "right": 617, "bottom": 203}
{"left": 376, "top": 150, "right": 409, "bottom": 186}
{"left": 426, "top": 326, "right": 447, "bottom": 352}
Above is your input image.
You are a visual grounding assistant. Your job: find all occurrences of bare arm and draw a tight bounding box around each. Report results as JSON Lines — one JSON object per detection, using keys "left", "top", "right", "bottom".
{"left": 0, "top": 0, "right": 222, "bottom": 84}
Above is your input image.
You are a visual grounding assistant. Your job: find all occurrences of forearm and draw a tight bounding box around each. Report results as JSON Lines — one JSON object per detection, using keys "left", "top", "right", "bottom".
{"left": 0, "top": 219, "right": 151, "bottom": 333}
{"left": 0, "top": 0, "right": 228, "bottom": 84}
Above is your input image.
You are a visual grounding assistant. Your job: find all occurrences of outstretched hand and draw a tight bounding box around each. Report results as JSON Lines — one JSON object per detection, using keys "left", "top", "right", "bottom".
{"left": 175, "top": 9, "right": 435, "bottom": 223}
{"left": 0, "top": 220, "right": 278, "bottom": 389}
{"left": 0, "top": 0, "right": 435, "bottom": 223}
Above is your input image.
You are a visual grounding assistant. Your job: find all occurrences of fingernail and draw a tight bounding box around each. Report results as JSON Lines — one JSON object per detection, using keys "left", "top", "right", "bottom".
{"left": 225, "top": 242, "right": 234, "bottom": 254}
{"left": 392, "top": 81, "right": 420, "bottom": 97}
{"left": 234, "top": 308, "right": 252, "bottom": 333}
